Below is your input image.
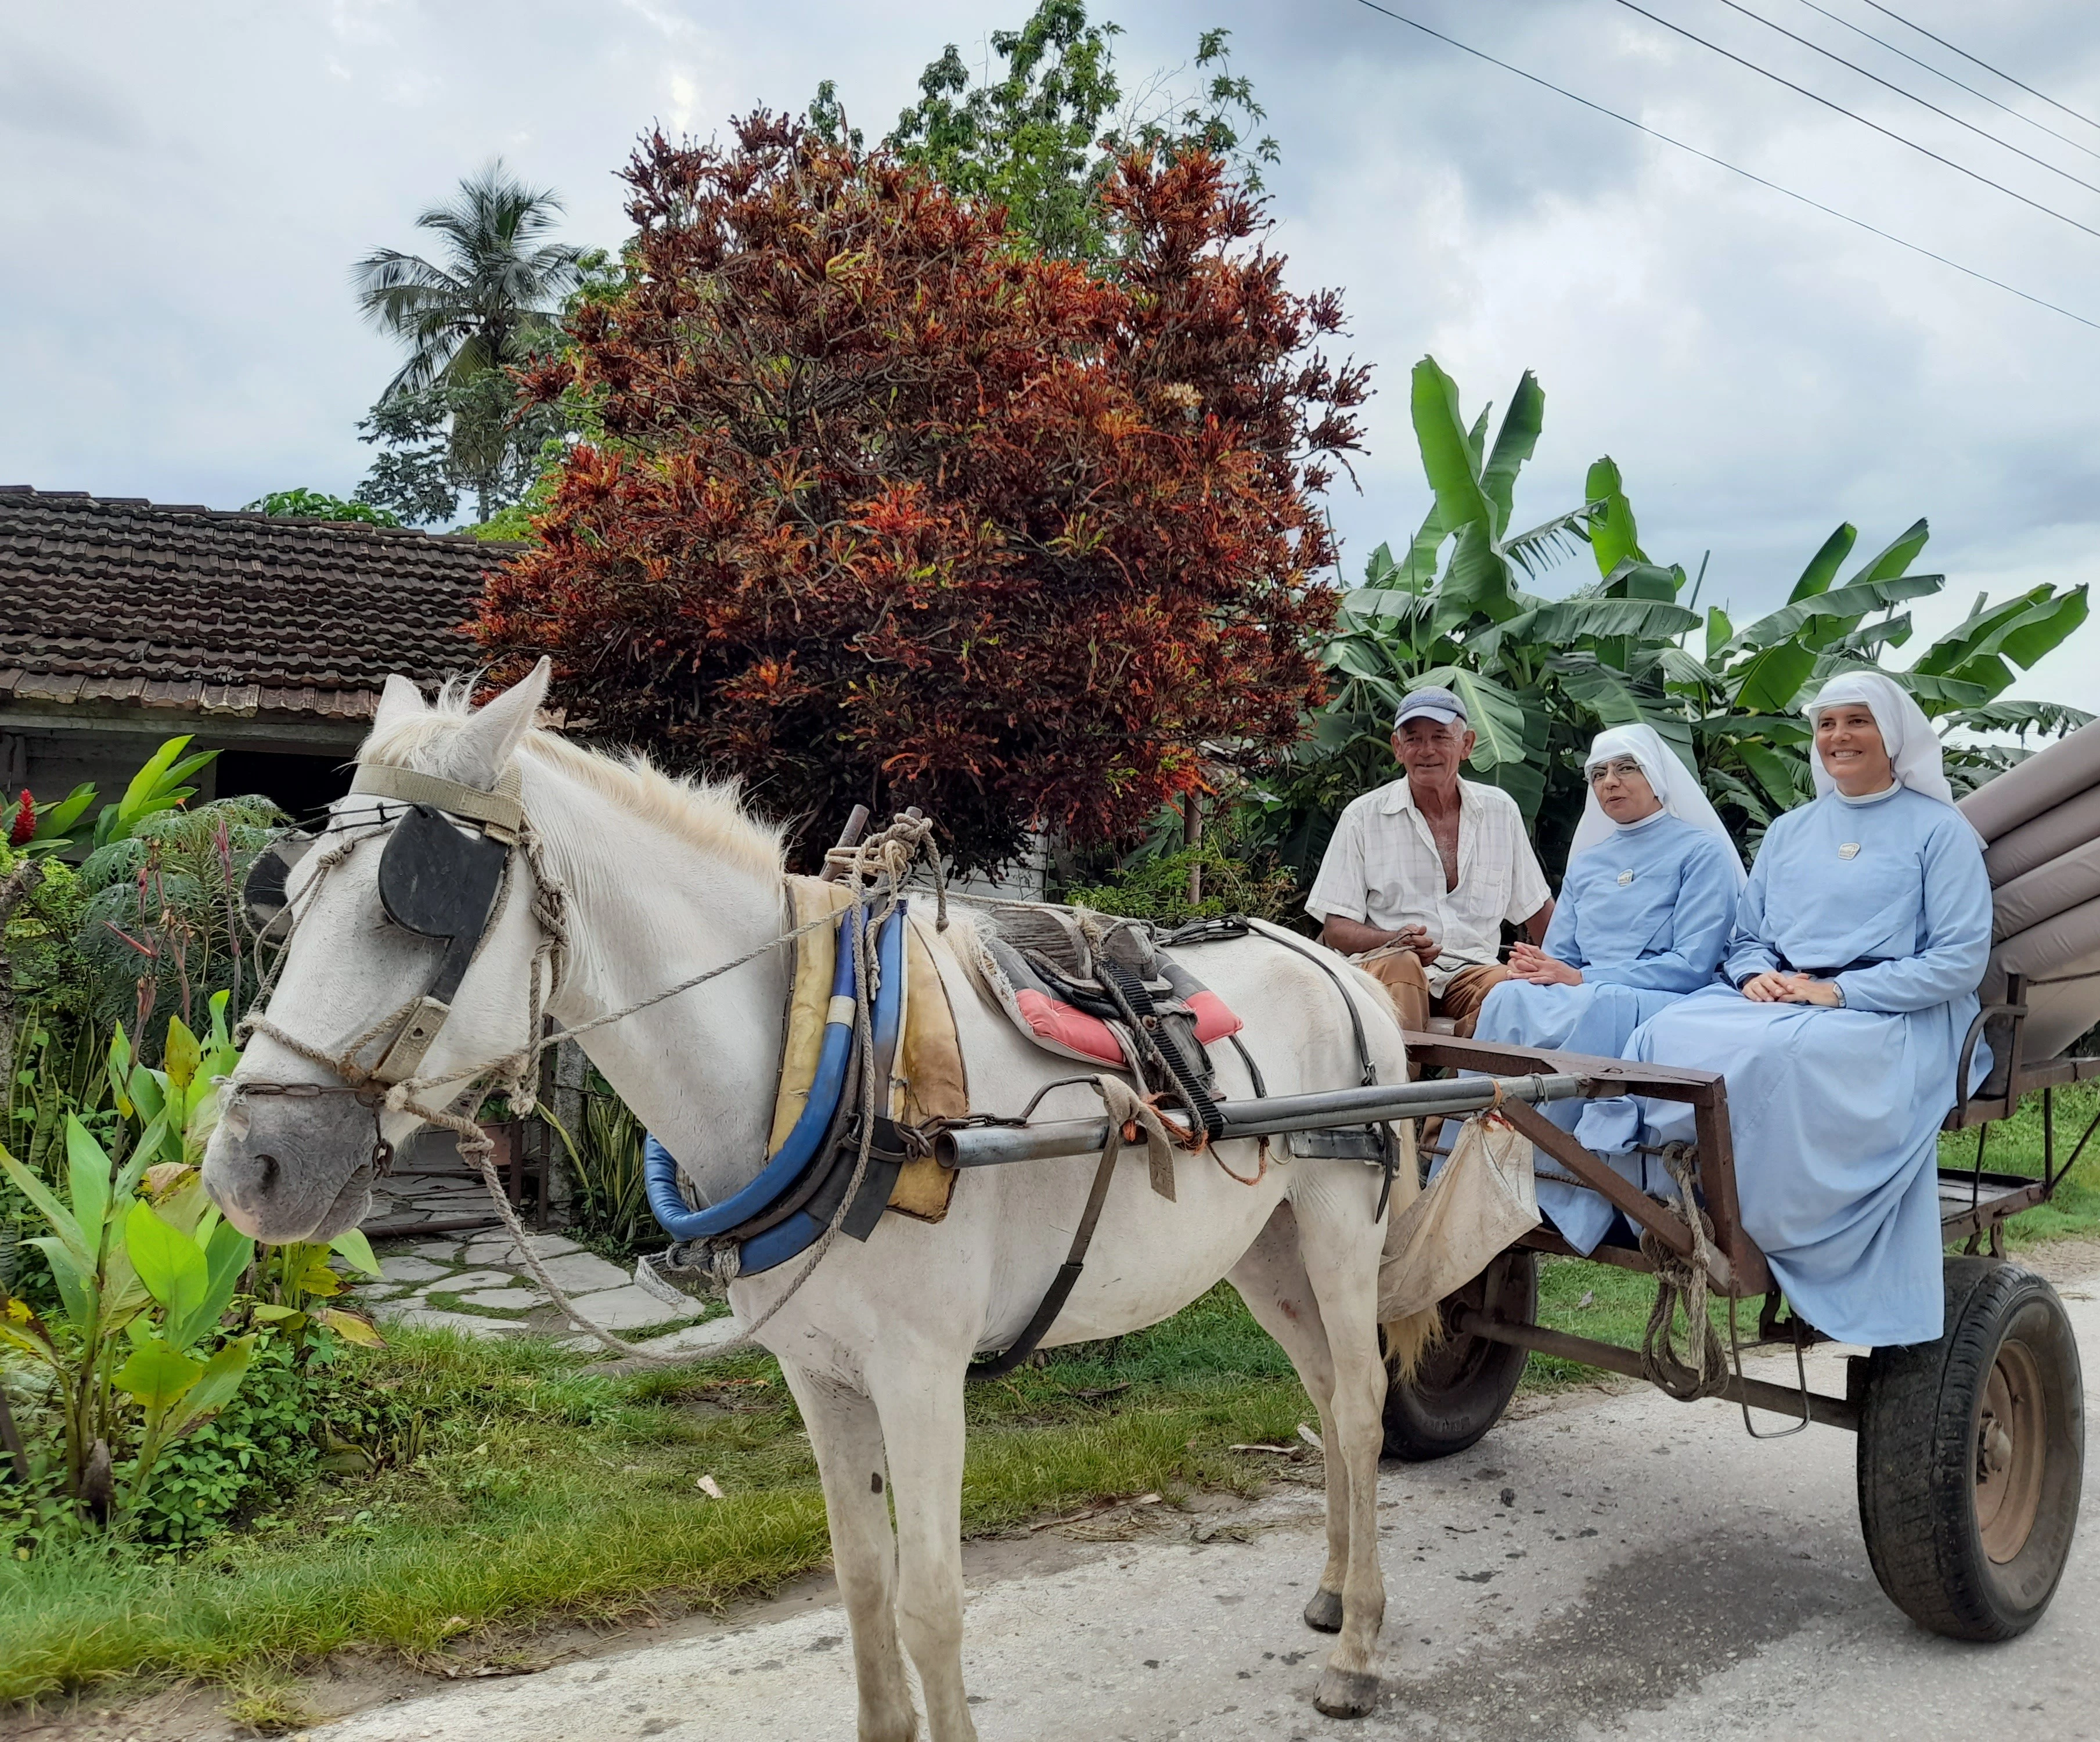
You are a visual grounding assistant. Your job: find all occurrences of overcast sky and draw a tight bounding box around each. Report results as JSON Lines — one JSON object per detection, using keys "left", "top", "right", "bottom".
{"left": 5, "top": 0, "right": 2098, "bottom": 713}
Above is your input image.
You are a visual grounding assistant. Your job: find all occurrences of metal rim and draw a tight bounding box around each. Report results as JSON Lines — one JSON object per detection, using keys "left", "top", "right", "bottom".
{"left": 1976, "top": 1336, "right": 2048, "bottom": 1565}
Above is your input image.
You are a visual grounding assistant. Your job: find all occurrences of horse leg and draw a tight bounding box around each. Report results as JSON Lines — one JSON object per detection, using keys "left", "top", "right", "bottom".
{"left": 870, "top": 1361, "right": 978, "bottom": 1742}
{"left": 779, "top": 1363, "right": 917, "bottom": 1742}
{"left": 1230, "top": 1197, "right": 1389, "bottom": 1720}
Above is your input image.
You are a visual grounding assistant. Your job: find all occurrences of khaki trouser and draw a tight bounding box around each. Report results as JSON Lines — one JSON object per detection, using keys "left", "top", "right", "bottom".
{"left": 1357, "top": 952, "right": 1511, "bottom": 1039}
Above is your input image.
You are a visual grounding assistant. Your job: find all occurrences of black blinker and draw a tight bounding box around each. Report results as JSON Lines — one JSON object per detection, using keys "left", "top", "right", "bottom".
{"left": 241, "top": 833, "right": 315, "bottom": 942}
{"left": 377, "top": 804, "right": 510, "bottom": 1004}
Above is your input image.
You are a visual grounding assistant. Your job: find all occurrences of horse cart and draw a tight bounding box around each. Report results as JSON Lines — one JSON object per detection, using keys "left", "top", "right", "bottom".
{"left": 1384, "top": 972, "right": 2093, "bottom": 1643}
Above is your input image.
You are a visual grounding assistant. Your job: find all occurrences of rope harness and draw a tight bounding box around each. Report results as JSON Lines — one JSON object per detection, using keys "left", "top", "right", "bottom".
{"left": 233, "top": 766, "right": 943, "bottom": 1364}
{"left": 1636, "top": 1147, "right": 1730, "bottom": 1400}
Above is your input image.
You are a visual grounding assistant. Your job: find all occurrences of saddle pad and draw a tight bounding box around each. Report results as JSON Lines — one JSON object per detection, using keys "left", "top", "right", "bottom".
{"left": 973, "top": 930, "right": 1243, "bottom": 1070}
{"left": 772, "top": 877, "right": 967, "bottom": 1224}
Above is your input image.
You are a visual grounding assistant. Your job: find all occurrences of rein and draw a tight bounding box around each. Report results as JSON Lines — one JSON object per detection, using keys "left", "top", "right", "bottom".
{"left": 233, "top": 762, "right": 944, "bottom": 1362}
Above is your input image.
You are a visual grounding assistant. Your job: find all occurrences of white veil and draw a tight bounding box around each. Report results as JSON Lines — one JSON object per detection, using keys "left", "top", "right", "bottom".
{"left": 1802, "top": 670, "right": 1957, "bottom": 809}
{"left": 1568, "top": 724, "right": 1745, "bottom": 882}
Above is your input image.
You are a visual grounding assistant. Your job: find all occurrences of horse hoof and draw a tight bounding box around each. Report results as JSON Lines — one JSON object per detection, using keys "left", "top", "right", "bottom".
{"left": 1302, "top": 1588, "right": 1345, "bottom": 1633}
{"left": 1313, "top": 1667, "right": 1381, "bottom": 1719}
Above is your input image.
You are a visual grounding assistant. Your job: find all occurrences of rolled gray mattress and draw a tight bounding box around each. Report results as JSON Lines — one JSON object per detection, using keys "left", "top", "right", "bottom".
{"left": 1961, "top": 716, "right": 2100, "bottom": 841}
{"left": 1985, "top": 890, "right": 2100, "bottom": 1063}
{"left": 1984, "top": 784, "right": 2100, "bottom": 887}
{"left": 1991, "top": 837, "right": 2100, "bottom": 942}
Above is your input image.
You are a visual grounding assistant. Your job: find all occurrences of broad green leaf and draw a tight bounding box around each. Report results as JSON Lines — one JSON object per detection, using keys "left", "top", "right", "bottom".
{"left": 125, "top": 1200, "right": 209, "bottom": 1332}
{"left": 163, "top": 1017, "right": 201, "bottom": 1093}
{"left": 1786, "top": 523, "right": 1857, "bottom": 602}
{"left": 250, "top": 1304, "right": 302, "bottom": 1322}
{"left": 1326, "top": 636, "right": 1395, "bottom": 681}
{"left": 24, "top": 1236, "right": 98, "bottom": 1335}
{"left": 1399, "top": 503, "right": 1446, "bottom": 593}
{"left": 1500, "top": 505, "right": 1594, "bottom": 580}
{"left": 1842, "top": 517, "right": 1928, "bottom": 589}
{"left": 1724, "top": 574, "right": 1942, "bottom": 657}
{"left": 1949, "top": 699, "right": 2095, "bottom": 736}
{"left": 1465, "top": 402, "right": 1491, "bottom": 474}
{"left": 1705, "top": 766, "right": 1773, "bottom": 828}
{"left": 1731, "top": 641, "right": 1818, "bottom": 714}
{"left": 111, "top": 1117, "right": 167, "bottom": 1204}
{"left": 1, "top": 1143, "right": 87, "bottom": 1264}
{"left": 1656, "top": 647, "right": 1721, "bottom": 696}
{"left": 329, "top": 1227, "right": 382, "bottom": 1279}
{"left": 165, "top": 1336, "right": 256, "bottom": 1440}
{"left": 64, "top": 1117, "right": 114, "bottom": 1254}
{"left": 1553, "top": 660, "right": 1696, "bottom": 769}
{"left": 1410, "top": 358, "right": 1494, "bottom": 539}
{"left": 187, "top": 1219, "right": 256, "bottom": 1345}
{"left": 208, "top": 988, "right": 233, "bottom": 1055}
{"left": 1896, "top": 670, "right": 1994, "bottom": 709}
{"left": 1998, "top": 586, "right": 2088, "bottom": 670}
{"left": 113, "top": 1337, "right": 203, "bottom": 1411}
{"left": 107, "top": 1026, "right": 135, "bottom": 1116}
{"left": 114, "top": 735, "right": 193, "bottom": 827}
{"left": 319, "top": 1308, "right": 386, "bottom": 1348}
{"left": 127, "top": 1065, "right": 167, "bottom": 1132}
{"left": 1435, "top": 522, "right": 1517, "bottom": 625}
{"left": 1479, "top": 371, "right": 1544, "bottom": 542}
{"left": 1737, "top": 741, "right": 1806, "bottom": 811}
{"left": 1705, "top": 606, "right": 1734, "bottom": 663}
{"left": 1584, "top": 456, "right": 1644, "bottom": 577}
{"left": 33, "top": 782, "right": 97, "bottom": 839}
{"left": 1501, "top": 596, "right": 1700, "bottom": 645}
{"left": 1602, "top": 559, "right": 1681, "bottom": 602}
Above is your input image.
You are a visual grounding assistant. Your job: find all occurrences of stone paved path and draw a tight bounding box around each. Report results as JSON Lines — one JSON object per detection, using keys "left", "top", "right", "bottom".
{"left": 359, "top": 1212, "right": 739, "bottom": 1359}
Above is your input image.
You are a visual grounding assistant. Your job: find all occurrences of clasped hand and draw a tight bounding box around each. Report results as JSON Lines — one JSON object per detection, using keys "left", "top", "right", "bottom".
{"left": 1739, "top": 970, "right": 1841, "bottom": 1006}
{"left": 1507, "top": 942, "right": 1581, "bottom": 987}
{"left": 1389, "top": 924, "right": 1441, "bottom": 965}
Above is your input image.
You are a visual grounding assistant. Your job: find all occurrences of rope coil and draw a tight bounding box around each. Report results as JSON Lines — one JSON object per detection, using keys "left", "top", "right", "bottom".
{"left": 1637, "top": 1147, "right": 1729, "bottom": 1401}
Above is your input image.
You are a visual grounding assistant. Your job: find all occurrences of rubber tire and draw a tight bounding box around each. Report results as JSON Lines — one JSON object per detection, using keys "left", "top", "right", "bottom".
{"left": 1382, "top": 1247, "right": 1536, "bottom": 1461}
{"left": 1857, "top": 1257, "right": 2084, "bottom": 1641}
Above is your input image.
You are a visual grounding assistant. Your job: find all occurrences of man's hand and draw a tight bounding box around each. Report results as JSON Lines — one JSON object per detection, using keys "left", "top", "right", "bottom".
{"left": 1402, "top": 924, "right": 1440, "bottom": 964}
{"left": 1508, "top": 942, "right": 1581, "bottom": 987}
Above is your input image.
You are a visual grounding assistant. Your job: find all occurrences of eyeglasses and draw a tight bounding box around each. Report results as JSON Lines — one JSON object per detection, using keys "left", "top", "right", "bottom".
{"left": 1587, "top": 758, "right": 1645, "bottom": 785}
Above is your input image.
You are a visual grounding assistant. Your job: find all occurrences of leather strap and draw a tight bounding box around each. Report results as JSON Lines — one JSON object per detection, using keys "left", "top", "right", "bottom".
{"left": 969, "top": 1122, "right": 1127, "bottom": 1380}
{"left": 350, "top": 764, "right": 527, "bottom": 842}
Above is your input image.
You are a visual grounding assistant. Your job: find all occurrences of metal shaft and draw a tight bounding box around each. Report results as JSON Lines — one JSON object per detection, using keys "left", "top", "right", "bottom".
{"left": 933, "top": 1072, "right": 1587, "bottom": 1169}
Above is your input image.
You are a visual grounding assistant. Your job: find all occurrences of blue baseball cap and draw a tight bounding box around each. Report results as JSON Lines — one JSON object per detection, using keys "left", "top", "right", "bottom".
{"left": 1394, "top": 685, "right": 1468, "bottom": 729}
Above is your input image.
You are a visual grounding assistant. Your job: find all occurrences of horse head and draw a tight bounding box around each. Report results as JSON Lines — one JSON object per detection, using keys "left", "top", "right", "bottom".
{"left": 202, "top": 660, "right": 554, "bottom": 1243}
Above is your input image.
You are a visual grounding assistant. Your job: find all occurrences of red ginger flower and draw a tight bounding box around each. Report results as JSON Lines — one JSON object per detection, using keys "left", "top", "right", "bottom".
{"left": 8, "top": 790, "right": 33, "bottom": 848}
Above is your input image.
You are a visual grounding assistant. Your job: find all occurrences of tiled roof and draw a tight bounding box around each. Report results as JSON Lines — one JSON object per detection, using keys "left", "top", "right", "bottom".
{"left": 0, "top": 487, "right": 517, "bottom": 721}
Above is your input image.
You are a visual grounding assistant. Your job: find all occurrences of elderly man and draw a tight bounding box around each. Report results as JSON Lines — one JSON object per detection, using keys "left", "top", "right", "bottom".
{"left": 1306, "top": 686, "right": 1554, "bottom": 1037}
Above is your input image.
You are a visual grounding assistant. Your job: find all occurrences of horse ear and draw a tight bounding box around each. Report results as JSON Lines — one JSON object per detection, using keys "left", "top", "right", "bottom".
{"left": 441, "top": 658, "right": 552, "bottom": 791}
{"left": 368, "top": 674, "right": 427, "bottom": 742}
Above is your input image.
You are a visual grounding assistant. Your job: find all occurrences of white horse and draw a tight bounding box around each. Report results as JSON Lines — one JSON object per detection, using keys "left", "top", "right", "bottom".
{"left": 203, "top": 662, "right": 1434, "bottom": 1737}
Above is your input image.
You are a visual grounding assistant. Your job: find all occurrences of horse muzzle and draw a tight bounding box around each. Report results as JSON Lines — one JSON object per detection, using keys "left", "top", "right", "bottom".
{"left": 202, "top": 1081, "right": 388, "bottom": 1244}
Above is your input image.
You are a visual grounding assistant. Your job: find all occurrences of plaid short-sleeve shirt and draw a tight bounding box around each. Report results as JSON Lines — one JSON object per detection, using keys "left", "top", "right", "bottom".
{"left": 1305, "top": 777, "right": 1552, "bottom": 995}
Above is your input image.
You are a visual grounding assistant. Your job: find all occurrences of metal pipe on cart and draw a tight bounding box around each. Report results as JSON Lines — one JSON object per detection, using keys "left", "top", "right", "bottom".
{"left": 934, "top": 1072, "right": 1588, "bottom": 1169}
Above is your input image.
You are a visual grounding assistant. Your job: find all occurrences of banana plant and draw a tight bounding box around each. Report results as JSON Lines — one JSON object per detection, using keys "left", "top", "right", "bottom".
{"left": 1248, "top": 357, "right": 2092, "bottom": 873}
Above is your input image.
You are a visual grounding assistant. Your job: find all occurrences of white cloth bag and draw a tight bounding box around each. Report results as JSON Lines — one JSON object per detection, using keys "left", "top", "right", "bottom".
{"left": 1377, "top": 1113, "right": 1541, "bottom": 1322}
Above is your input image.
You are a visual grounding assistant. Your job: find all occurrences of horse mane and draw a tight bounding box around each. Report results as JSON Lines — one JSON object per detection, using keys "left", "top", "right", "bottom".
{"left": 359, "top": 680, "right": 788, "bottom": 881}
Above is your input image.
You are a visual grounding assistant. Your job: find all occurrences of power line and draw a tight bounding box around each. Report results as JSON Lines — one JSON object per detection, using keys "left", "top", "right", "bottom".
{"left": 1859, "top": 0, "right": 2100, "bottom": 136}
{"left": 1343, "top": 0, "right": 2100, "bottom": 335}
{"left": 1709, "top": 0, "right": 2100, "bottom": 197}
{"left": 1794, "top": 0, "right": 2100, "bottom": 166}
{"left": 1608, "top": 0, "right": 2100, "bottom": 244}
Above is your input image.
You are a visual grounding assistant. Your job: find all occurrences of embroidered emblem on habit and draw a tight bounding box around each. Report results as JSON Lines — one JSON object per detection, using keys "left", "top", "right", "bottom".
{"left": 1839, "top": 843, "right": 1861, "bottom": 859}
{"left": 1617, "top": 870, "right": 1635, "bottom": 885}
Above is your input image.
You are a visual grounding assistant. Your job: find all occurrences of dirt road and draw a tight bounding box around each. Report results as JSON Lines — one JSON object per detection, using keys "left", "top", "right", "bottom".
{"left": 308, "top": 1255, "right": 2099, "bottom": 1742}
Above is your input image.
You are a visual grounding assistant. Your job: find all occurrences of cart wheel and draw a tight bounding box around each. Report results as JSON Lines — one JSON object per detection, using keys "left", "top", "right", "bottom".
{"left": 1382, "top": 1247, "right": 1535, "bottom": 1461}
{"left": 1857, "top": 1257, "right": 2084, "bottom": 1641}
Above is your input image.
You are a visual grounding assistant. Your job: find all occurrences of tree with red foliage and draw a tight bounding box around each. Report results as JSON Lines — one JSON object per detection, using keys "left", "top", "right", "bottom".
{"left": 477, "top": 113, "right": 1366, "bottom": 872}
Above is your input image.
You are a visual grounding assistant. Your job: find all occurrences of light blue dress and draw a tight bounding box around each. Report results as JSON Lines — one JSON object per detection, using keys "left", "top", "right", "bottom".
{"left": 1475, "top": 812, "right": 1741, "bottom": 1252}
{"left": 1575, "top": 785, "right": 1993, "bottom": 1347}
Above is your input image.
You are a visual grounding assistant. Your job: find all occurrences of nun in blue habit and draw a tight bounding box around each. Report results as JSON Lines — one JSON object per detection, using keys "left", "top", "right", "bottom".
{"left": 1474, "top": 724, "right": 1744, "bottom": 1252}
{"left": 1575, "top": 671, "right": 1993, "bottom": 1347}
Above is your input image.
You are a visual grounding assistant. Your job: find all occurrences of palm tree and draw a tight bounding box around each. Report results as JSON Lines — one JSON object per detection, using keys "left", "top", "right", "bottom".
{"left": 352, "top": 163, "right": 583, "bottom": 522}
{"left": 353, "top": 160, "right": 582, "bottom": 399}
